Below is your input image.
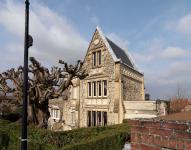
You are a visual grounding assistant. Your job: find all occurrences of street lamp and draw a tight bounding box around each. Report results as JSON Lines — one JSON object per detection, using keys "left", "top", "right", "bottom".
{"left": 21, "top": 0, "right": 33, "bottom": 150}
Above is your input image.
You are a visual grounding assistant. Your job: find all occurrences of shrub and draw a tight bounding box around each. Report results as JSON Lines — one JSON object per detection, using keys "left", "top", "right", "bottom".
{"left": 0, "top": 120, "right": 130, "bottom": 150}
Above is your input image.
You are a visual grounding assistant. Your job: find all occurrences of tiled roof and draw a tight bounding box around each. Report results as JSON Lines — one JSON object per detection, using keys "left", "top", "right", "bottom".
{"left": 106, "top": 38, "right": 134, "bottom": 68}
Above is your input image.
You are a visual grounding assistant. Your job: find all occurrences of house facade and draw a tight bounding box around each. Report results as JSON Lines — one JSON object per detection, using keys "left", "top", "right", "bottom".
{"left": 49, "top": 27, "right": 146, "bottom": 128}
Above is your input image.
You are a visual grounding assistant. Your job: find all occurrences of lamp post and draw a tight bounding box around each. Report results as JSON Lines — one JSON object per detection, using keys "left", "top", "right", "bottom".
{"left": 21, "top": 0, "right": 33, "bottom": 149}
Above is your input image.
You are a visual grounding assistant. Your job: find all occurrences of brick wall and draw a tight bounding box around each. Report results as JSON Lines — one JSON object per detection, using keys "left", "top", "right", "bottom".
{"left": 129, "top": 119, "right": 191, "bottom": 150}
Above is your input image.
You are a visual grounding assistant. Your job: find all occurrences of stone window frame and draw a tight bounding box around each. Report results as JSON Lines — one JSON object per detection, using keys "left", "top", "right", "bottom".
{"left": 88, "top": 82, "right": 92, "bottom": 97}
{"left": 87, "top": 110, "right": 108, "bottom": 127}
{"left": 97, "top": 80, "right": 102, "bottom": 97}
{"left": 70, "top": 108, "right": 76, "bottom": 126}
{"left": 102, "top": 80, "right": 108, "bottom": 97}
{"left": 92, "top": 51, "right": 96, "bottom": 67}
{"left": 93, "top": 81, "right": 97, "bottom": 97}
{"left": 50, "top": 105, "right": 60, "bottom": 120}
{"left": 97, "top": 50, "right": 102, "bottom": 66}
{"left": 87, "top": 79, "right": 108, "bottom": 98}
{"left": 92, "top": 49, "right": 102, "bottom": 68}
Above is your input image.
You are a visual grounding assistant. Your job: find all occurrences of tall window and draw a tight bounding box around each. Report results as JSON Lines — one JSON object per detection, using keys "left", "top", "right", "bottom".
{"left": 98, "top": 81, "right": 101, "bottom": 97}
{"left": 92, "top": 51, "right": 101, "bottom": 67}
{"left": 93, "top": 81, "right": 96, "bottom": 96}
{"left": 93, "top": 52, "right": 96, "bottom": 66}
{"left": 88, "top": 82, "right": 91, "bottom": 97}
{"left": 103, "top": 112, "right": 107, "bottom": 126}
{"left": 87, "top": 111, "right": 91, "bottom": 127}
{"left": 92, "top": 111, "right": 96, "bottom": 126}
{"left": 87, "top": 111, "right": 107, "bottom": 127}
{"left": 97, "top": 111, "right": 101, "bottom": 126}
{"left": 103, "top": 80, "right": 107, "bottom": 96}
{"left": 97, "top": 51, "right": 101, "bottom": 65}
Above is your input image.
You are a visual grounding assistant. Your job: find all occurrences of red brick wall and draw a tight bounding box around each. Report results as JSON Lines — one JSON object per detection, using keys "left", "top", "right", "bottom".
{"left": 129, "top": 119, "right": 191, "bottom": 150}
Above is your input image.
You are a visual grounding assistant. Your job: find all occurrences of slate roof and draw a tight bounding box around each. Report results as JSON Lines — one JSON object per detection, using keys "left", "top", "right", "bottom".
{"left": 106, "top": 38, "right": 134, "bottom": 68}
{"left": 95, "top": 26, "right": 143, "bottom": 74}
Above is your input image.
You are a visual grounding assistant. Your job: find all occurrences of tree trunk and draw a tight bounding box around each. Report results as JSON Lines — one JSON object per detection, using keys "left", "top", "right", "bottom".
{"left": 28, "top": 100, "right": 50, "bottom": 128}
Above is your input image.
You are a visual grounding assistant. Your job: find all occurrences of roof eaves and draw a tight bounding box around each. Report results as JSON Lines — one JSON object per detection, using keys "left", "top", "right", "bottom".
{"left": 121, "top": 62, "right": 144, "bottom": 75}
{"left": 123, "top": 50, "right": 139, "bottom": 70}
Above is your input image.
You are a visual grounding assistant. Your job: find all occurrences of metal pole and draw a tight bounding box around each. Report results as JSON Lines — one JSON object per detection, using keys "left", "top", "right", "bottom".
{"left": 21, "top": 0, "right": 30, "bottom": 149}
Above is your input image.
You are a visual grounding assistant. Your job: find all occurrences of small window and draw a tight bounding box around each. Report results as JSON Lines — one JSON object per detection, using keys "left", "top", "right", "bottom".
{"left": 98, "top": 81, "right": 102, "bottom": 97}
{"left": 93, "top": 81, "right": 96, "bottom": 96}
{"left": 103, "top": 80, "right": 107, "bottom": 96}
{"left": 88, "top": 82, "right": 91, "bottom": 97}
{"left": 97, "top": 51, "right": 101, "bottom": 65}
{"left": 51, "top": 107, "right": 60, "bottom": 120}
{"left": 93, "top": 52, "right": 96, "bottom": 66}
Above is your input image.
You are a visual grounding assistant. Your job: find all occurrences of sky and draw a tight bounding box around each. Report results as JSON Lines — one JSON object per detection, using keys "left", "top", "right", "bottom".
{"left": 0, "top": 0, "right": 191, "bottom": 99}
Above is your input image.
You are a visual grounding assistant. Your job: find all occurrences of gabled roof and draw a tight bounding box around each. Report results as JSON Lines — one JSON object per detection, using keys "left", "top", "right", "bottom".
{"left": 96, "top": 26, "right": 140, "bottom": 72}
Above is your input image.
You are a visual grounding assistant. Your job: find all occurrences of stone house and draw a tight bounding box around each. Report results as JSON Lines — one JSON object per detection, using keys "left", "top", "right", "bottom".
{"left": 49, "top": 27, "right": 166, "bottom": 129}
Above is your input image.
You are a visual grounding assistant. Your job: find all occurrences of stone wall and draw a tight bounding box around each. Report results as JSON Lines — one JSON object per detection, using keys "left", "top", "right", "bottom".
{"left": 123, "top": 100, "right": 168, "bottom": 119}
{"left": 129, "top": 119, "right": 191, "bottom": 150}
{"left": 122, "top": 75, "right": 143, "bottom": 101}
{"left": 121, "top": 64, "right": 144, "bottom": 101}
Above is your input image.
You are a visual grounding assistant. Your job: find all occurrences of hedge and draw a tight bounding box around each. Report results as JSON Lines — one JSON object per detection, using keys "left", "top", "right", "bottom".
{"left": 0, "top": 120, "right": 130, "bottom": 150}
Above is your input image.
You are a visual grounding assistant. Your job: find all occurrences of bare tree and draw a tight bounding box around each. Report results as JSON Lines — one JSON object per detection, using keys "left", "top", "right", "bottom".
{"left": 169, "top": 84, "right": 189, "bottom": 113}
{"left": 0, "top": 57, "right": 87, "bottom": 128}
{"left": 169, "top": 99, "right": 188, "bottom": 113}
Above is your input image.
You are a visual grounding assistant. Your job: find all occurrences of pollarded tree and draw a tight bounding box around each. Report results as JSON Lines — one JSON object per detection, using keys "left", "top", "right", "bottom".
{"left": 0, "top": 57, "right": 87, "bottom": 128}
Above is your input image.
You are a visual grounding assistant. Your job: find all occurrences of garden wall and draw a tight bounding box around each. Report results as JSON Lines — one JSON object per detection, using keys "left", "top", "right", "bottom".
{"left": 129, "top": 119, "right": 191, "bottom": 150}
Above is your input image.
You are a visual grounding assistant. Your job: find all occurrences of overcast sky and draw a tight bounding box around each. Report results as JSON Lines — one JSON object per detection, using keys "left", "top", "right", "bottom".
{"left": 0, "top": 0, "right": 191, "bottom": 99}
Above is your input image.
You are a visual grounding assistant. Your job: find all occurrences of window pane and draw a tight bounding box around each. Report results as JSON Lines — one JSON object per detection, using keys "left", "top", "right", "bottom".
{"left": 98, "top": 51, "right": 101, "bottom": 65}
{"left": 103, "top": 112, "right": 107, "bottom": 126}
{"left": 56, "top": 110, "right": 58, "bottom": 118}
{"left": 93, "top": 81, "right": 96, "bottom": 96}
{"left": 87, "top": 111, "right": 91, "bottom": 127}
{"left": 97, "top": 111, "right": 101, "bottom": 126}
{"left": 93, "top": 52, "right": 96, "bottom": 66}
{"left": 103, "top": 80, "right": 107, "bottom": 96}
{"left": 92, "top": 111, "right": 96, "bottom": 126}
{"left": 98, "top": 81, "right": 101, "bottom": 96}
{"left": 88, "top": 82, "right": 91, "bottom": 96}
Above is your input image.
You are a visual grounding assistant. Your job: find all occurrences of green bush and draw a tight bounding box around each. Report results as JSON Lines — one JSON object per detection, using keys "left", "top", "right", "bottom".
{"left": 64, "top": 131, "right": 127, "bottom": 150}
{"left": 0, "top": 120, "right": 130, "bottom": 150}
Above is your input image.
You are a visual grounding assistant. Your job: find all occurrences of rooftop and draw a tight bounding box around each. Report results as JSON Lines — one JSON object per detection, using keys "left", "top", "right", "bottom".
{"left": 159, "top": 111, "right": 191, "bottom": 121}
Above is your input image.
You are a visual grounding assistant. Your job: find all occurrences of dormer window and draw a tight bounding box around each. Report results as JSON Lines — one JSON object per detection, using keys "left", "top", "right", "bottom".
{"left": 92, "top": 50, "right": 101, "bottom": 67}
